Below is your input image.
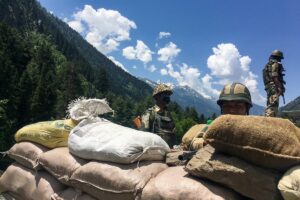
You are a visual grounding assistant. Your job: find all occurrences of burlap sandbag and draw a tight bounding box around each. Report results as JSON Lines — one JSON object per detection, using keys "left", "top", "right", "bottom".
{"left": 204, "top": 115, "right": 300, "bottom": 170}
{"left": 0, "top": 163, "right": 65, "bottom": 200}
{"left": 186, "top": 145, "right": 282, "bottom": 200}
{"left": 7, "top": 142, "right": 49, "bottom": 170}
{"left": 278, "top": 165, "right": 300, "bottom": 200}
{"left": 139, "top": 166, "right": 242, "bottom": 200}
{"left": 191, "top": 137, "right": 204, "bottom": 150}
{"left": 181, "top": 124, "right": 207, "bottom": 150}
{"left": 69, "top": 161, "right": 168, "bottom": 200}
{"left": 39, "top": 147, "right": 86, "bottom": 185}
{"left": 51, "top": 188, "right": 96, "bottom": 200}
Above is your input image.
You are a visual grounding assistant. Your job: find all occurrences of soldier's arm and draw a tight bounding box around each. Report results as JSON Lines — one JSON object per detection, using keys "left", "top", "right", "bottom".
{"left": 271, "top": 63, "right": 284, "bottom": 95}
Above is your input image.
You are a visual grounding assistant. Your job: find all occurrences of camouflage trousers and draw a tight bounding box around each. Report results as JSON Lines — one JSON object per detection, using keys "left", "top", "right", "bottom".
{"left": 264, "top": 86, "right": 279, "bottom": 117}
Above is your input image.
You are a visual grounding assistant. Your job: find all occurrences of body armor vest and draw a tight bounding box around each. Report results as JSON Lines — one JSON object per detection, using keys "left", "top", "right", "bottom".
{"left": 263, "top": 60, "right": 286, "bottom": 92}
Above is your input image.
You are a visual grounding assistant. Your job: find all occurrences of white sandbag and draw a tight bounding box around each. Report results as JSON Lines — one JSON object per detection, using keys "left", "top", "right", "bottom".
{"left": 69, "top": 118, "right": 170, "bottom": 163}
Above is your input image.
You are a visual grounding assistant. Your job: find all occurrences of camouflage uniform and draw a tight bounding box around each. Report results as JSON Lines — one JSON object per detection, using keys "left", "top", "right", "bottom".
{"left": 140, "top": 84, "right": 176, "bottom": 148}
{"left": 263, "top": 50, "right": 285, "bottom": 117}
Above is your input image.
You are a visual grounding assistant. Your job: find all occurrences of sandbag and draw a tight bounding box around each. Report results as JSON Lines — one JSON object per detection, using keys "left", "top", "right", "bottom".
{"left": 181, "top": 124, "right": 207, "bottom": 150}
{"left": 7, "top": 142, "right": 49, "bottom": 170}
{"left": 39, "top": 147, "right": 87, "bottom": 185}
{"left": 0, "top": 163, "right": 65, "bottom": 200}
{"left": 278, "top": 165, "right": 300, "bottom": 200}
{"left": 191, "top": 137, "right": 205, "bottom": 150}
{"left": 69, "top": 118, "right": 170, "bottom": 163}
{"left": 69, "top": 161, "right": 168, "bottom": 200}
{"left": 186, "top": 145, "right": 282, "bottom": 200}
{"left": 204, "top": 115, "right": 300, "bottom": 170}
{"left": 139, "top": 166, "right": 242, "bottom": 200}
{"left": 165, "top": 150, "right": 189, "bottom": 166}
{"left": 52, "top": 188, "right": 96, "bottom": 200}
{"left": 15, "top": 119, "right": 78, "bottom": 148}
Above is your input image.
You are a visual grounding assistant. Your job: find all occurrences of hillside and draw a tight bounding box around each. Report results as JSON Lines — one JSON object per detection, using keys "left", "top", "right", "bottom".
{"left": 0, "top": 0, "right": 152, "bottom": 100}
{"left": 280, "top": 96, "right": 300, "bottom": 112}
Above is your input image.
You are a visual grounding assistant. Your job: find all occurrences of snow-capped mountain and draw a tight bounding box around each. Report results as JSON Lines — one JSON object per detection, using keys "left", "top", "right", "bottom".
{"left": 141, "top": 78, "right": 265, "bottom": 116}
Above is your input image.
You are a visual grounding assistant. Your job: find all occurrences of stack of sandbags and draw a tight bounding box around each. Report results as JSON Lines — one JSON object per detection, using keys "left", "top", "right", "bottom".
{"left": 138, "top": 166, "right": 243, "bottom": 200}
{"left": 68, "top": 118, "right": 170, "bottom": 164}
{"left": 181, "top": 124, "right": 208, "bottom": 151}
{"left": 203, "top": 115, "right": 300, "bottom": 171}
{"left": 0, "top": 163, "right": 65, "bottom": 199}
{"left": 165, "top": 124, "right": 207, "bottom": 166}
{"left": 0, "top": 142, "right": 66, "bottom": 199}
{"left": 186, "top": 145, "right": 282, "bottom": 200}
{"left": 186, "top": 115, "right": 300, "bottom": 200}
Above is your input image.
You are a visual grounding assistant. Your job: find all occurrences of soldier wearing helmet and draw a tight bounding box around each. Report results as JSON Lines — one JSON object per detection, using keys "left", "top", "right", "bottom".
{"left": 136, "top": 84, "right": 176, "bottom": 148}
{"left": 263, "top": 50, "right": 286, "bottom": 117}
{"left": 217, "top": 82, "right": 252, "bottom": 115}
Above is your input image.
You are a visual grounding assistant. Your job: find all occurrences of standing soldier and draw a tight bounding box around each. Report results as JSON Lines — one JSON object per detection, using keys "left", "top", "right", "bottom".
{"left": 263, "top": 50, "right": 286, "bottom": 117}
{"left": 135, "top": 84, "right": 176, "bottom": 148}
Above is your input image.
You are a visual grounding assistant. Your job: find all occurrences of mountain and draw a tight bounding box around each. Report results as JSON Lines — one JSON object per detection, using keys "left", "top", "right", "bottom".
{"left": 0, "top": 0, "right": 152, "bottom": 101}
{"left": 280, "top": 96, "right": 300, "bottom": 112}
{"left": 142, "top": 78, "right": 265, "bottom": 116}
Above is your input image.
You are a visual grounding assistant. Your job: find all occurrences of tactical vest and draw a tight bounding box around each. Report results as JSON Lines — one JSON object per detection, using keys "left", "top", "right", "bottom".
{"left": 263, "top": 60, "right": 286, "bottom": 91}
{"left": 149, "top": 109, "right": 175, "bottom": 136}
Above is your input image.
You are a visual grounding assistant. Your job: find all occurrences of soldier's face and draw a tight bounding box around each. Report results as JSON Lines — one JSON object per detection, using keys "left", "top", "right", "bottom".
{"left": 221, "top": 101, "right": 248, "bottom": 115}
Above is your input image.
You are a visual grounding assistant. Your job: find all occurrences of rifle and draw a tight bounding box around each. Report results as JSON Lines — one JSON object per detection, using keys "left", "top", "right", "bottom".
{"left": 282, "top": 94, "right": 286, "bottom": 104}
{"left": 178, "top": 151, "right": 197, "bottom": 161}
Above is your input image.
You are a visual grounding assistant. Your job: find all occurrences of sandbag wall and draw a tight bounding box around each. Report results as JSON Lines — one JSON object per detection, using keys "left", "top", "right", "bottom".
{"left": 0, "top": 118, "right": 245, "bottom": 200}
{"left": 185, "top": 115, "right": 300, "bottom": 200}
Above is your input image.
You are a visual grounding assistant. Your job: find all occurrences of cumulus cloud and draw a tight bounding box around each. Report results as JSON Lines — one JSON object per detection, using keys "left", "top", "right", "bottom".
{"left": 68, "top": 20, "right": 85, "bottom": 33}
{"left": 160, "top": 63, "right": 219, "bottom": 98}
{"left": 108, "top": 56, "right": 128, "bottom": 72}
{"left": 67, "top": 5, "right": 136, "bottom": 54}
{"left": 159, "top": 32, "right": 171, "bottom": 39}
{"left": 207, "top": 43, "right": 265, "bottom": 105}
{"left": 157, "top": 42, "right": 181, "bottom": 63}
{"left": 122, "top": 40, "right": 153, "bottom": 64}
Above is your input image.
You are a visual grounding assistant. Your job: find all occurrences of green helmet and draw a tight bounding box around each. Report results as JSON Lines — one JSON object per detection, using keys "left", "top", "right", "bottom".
{"left": 152, "top": 84, "right": 173, "bottom": 97}
{"left": 271, "top": 50, "right": 284, "bottom": 59}
{"left": 217, "top": 83, "right": 252, "bottom": 107}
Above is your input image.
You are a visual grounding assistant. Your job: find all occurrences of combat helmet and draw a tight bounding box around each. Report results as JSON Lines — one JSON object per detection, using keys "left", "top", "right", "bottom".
{"left": 271, "top": 50, "right": 284, "bottom": 59}
{"left": 152, "top": 84, "right": 173, "bottom": 97}
{"left": 217, "top": 82, "right": 252, "bottom": 107}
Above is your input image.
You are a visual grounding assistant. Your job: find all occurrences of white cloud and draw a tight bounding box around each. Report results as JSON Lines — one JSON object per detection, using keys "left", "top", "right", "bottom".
{"left": 68, "top": 20, "right": 85, "bottom": 33}
{"left": 122, "top": 40, "right": 153, "bottom": 64}
{"left": 157, "top": 42, "right": 181, "bottom": 63}
{"left": 108, "top": 56, "right": 128, "bottom": 72}
{"left": 160, "top": 68, "right": 168, "bottom": 75}
{"left": 67, "top": 5, "right": 136, "bottom": 54}
{"left": 147, "top": 65, "right": 157, "bottom": 72}
{"left": 159, "top": 32, "right": 171, "bottom": 39}
{"left": 160, "top": 63, "right": 218, "bottom": 98}
{"left": 207, "top": 43, "right": 265, "bottom": 105}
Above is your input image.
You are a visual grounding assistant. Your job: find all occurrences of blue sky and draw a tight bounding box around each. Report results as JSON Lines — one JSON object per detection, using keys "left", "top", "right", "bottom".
{"left": 39, "top": 0, "right": 300, "bottom": 106}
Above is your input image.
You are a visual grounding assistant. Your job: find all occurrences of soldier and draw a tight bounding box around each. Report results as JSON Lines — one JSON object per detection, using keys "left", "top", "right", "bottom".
{"left": 263, "top": 50, "right": 286, "bottom": 117}
{"left": 217, "top": 82, "right": 252, "bottom": 115}
{"left": 137, "top": 84, "right": 176, "bottom": 148}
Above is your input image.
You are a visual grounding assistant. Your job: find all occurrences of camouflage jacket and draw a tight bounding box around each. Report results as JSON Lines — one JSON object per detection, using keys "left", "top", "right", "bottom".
{"left": 263, "top": 59, "right": 286, "bottom": 91}
{"left": 140, "top": 105, "right": 176, "bottom": 135}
